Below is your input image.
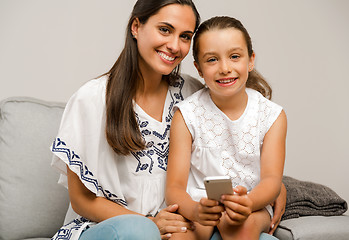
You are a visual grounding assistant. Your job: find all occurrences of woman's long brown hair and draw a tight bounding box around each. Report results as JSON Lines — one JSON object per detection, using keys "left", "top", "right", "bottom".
{"left": 105, "top": 0, "right": 200, "bottom": 155}
{"left": 192, "top": 16, "right": 272, "bottom": 100}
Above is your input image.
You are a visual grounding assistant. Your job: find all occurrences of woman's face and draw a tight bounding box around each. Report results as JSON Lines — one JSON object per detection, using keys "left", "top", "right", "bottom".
{"left": 132, "top": 4, "right": 196, "bottom": 78}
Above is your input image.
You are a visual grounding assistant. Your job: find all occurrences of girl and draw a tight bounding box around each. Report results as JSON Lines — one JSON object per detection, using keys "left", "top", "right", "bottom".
{"left": 166, "top": 16, "right": 287, "bottom": 240}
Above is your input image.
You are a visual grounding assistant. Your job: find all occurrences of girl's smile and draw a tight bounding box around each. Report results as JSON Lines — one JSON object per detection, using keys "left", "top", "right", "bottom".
{"left": 194, "top": 27, "right": 255, "bottom": 102}
{"left": 216, "top": 77, "right": 238, "bottom": 87}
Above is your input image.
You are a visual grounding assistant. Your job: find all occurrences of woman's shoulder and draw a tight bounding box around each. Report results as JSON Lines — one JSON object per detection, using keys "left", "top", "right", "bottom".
{"left": 68, "top": 75, "right": 108, "bottom": 105}
{"left": 179, "top": 73, "right": 204, "bottom": 99}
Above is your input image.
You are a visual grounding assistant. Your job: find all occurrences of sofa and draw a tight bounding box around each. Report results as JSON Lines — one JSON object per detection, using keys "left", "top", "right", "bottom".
{"left": 0, "top": 96, "right": 348, "bottom": 240}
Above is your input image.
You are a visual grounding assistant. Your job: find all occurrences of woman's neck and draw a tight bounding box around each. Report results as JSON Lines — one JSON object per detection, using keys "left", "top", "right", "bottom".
{"left": 134, "top": 71, "right": 169, "bottom": 122}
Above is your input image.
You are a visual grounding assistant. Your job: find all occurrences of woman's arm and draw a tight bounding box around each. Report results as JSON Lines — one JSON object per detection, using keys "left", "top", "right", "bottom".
{"left": 247, "top": 110, "right": 287, "bottom": 212}
{"left": 269, "top": 182, "right": 287, "bottom": 234}
{"left": 67, "top": 167, "right": 138, "bottom": 222}
{"left": 68, "top": 166, "right": 192, "bottom": 239}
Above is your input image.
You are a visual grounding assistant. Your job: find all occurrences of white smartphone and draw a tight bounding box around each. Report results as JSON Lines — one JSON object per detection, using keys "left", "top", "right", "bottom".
{"left": 204, "top": 176, "right": 234, "bottom": 201}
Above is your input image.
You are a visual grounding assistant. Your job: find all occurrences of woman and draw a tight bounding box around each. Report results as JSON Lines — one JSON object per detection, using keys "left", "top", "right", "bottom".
{"left": 50, "top": 0, "right": 285, "bottom": 239}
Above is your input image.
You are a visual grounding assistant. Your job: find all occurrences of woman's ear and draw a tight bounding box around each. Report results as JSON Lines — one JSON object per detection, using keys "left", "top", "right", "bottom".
{"left": 131, "top": 18, "right": 140, "bottom": 39}
{"left": 194, "top": 61, "right": 203, "bottom": 78}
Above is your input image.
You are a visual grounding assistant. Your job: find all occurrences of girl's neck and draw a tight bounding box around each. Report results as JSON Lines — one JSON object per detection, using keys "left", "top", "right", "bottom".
{"left": 210, "top": 87, "right": 248, "bottom": 121}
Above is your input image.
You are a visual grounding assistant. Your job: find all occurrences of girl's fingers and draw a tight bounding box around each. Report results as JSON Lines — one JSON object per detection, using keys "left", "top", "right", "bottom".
{"left": 221, "top": 199, "right": 251, "bottom": 216}
{"left": 200, "top": 197, "right": 220, "bottom": 207}
{"left": 222, "top": 211, "right": 246, "bottom": 225}
{"left": 233, "top": 185, "right": 248, "bottom": 195}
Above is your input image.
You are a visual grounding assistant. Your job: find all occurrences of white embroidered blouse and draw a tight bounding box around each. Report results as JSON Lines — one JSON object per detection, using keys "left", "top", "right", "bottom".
{"left": 175, "top": 88, "right": 283, "bottom": 202}
{"left": 50, "top": 74, "right": 202, "bottom": 240}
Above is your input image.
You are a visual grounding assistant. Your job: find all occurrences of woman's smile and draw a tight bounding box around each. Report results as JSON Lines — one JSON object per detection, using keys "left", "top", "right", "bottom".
{"left": 157, "top": 50, "right": 177, "bottom": 63}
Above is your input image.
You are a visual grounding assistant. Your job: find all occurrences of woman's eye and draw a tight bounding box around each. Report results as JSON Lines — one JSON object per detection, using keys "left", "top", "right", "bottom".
{"left": 159, "top": 27, "right": 170, "bottom": 34}
{"left": 180, "top": 34, "right": 192, "bottom": 41}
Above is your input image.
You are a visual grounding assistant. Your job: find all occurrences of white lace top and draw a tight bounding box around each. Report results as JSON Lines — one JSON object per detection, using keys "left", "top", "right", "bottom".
{"left": 175, "top": 87, "right": 283, "bottom": 201}
{"left": 50, "top": 74, "right": 202, "bottom": 240}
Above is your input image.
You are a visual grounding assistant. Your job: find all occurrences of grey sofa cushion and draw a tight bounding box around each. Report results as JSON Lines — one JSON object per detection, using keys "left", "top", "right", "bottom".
{"left": 0, "top": 97, "right": 69, "bottom": 240}
{"left": 274, "top": 215, "right": 349, "bottom": 240}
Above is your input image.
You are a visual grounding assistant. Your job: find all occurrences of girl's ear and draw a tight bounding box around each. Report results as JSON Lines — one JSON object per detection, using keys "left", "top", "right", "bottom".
{"left": 194, "top": 61, "right": 203, "bottom": 78}
{"left": 131, "top": 18, "right": 141, "bottom": 39}
{"left": 248, "top": 52, "right": 256, "bottom": 72}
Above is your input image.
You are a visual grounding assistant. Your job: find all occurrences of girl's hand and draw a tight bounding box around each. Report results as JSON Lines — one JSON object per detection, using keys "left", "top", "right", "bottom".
{"left": 151, "top": 204, "right": 193, "bottom": 240}
{"left": 269, "top": 183, "right": 287, "bottom": 234}
{"left": 220, "top": 185, "right": 253, "bottom": 225}
{"left": 193, "top": 198, "right": 225, "bottom": 226}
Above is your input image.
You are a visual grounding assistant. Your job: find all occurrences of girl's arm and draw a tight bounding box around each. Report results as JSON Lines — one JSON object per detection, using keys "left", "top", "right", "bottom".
{"left": 221, "top": 110, "right": 287, "bottom": 225}
{"left": 166, "top": 110, "right": 223, "bottom": 225}
{"left": 166, "top": 110, "right": 196, "bottom": 220}
{"left": 247, "top": 110, "right": 287, "bottom": 211}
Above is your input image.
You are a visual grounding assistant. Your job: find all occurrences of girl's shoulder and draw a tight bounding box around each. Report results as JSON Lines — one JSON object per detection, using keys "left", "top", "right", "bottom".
{"left": 178, "top": 73, "right": 204, "bottom": 99}
{"left": 175, "top": 88, "right": 208, "bottom": 111}
{"left": 246, "top": 88, "right": 282, "bottom": 110}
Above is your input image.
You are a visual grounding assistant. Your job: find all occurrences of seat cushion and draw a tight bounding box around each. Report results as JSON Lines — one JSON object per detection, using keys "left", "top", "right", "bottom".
{"left": 274, "top": 215, "right": 349, "bottom": 240}
{"left": 0, "top": 97, "right": 69, "bottom": 240}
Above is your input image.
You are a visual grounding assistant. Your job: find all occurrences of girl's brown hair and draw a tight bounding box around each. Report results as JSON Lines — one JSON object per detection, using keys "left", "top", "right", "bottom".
{"left": 105, "top": 0, "right": 200, "bottom": 155}
{"left": 192, "top": 16, "right": 272, "bottom": 99}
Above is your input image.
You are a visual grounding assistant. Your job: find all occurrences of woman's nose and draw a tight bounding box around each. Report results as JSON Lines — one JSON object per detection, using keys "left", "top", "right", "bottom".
{"left": 166, "top": 36, "right": 180, "bottom": 53}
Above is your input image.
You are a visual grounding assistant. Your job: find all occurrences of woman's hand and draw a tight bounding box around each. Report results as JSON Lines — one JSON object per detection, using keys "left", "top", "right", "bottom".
{"left": 220, "top": 186, "right": 253, "bottom": 225}
{"left": 151, "top": 204, "right": 193, "bottom": 240}
{"left": 193, "top": 198, "right": 224, "bottom": 226}
{"left": 269, "top": 182, "right": 287, "bottom": 234}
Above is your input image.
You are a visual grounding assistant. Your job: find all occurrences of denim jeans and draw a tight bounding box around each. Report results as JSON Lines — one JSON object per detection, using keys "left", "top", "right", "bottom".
{"left": 79, "top": 214, "right": 279, "bottom": 240}
{"left": 210, "top": 228, "right": 279, "bottom": 240}
{"left": 79, "top": 214, "right": 161, "bottom": 240}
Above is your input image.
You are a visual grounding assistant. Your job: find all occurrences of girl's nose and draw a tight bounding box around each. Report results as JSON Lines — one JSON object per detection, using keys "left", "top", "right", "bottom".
{"left": 220, "top": 60, "right": 231, "bottom": 75}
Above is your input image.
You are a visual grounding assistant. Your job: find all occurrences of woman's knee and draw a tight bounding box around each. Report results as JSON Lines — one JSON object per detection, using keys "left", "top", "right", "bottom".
{"left": 80, "top": 215, "right": 161, "bottom": 240}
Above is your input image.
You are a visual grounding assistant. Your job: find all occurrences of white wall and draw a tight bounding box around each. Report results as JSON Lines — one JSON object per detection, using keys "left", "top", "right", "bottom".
{"left": 1, "top": 0, "right": 349, "bottom": 204}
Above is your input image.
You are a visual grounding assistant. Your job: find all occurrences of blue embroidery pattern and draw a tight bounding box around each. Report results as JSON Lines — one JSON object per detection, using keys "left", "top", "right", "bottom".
{"left": 52, "top": 217, "right": 90, "bottom": 240}
{"left": 51, "top": 138, "right": 127, "bottom": 207}
{"left": 134, "top": 77, "right": 184, "bottom": 173}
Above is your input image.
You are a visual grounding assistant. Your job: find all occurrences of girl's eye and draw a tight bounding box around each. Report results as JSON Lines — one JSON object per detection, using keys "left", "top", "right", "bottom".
{"left": 207, "top": 58, "right": 217, "bottom": 63}
{"left": 231, "top": 55, "right": 240, "bottom": 60}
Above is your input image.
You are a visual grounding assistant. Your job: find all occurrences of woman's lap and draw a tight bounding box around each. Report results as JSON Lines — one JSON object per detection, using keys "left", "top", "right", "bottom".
{"left": 79, "top": 214, "right": 161, "bottom": 240}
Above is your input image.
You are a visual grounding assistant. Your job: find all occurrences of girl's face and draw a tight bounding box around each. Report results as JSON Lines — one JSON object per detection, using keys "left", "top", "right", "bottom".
{"left": 132, "top": 4, "right": 196, "bottom": 79}
{"left": 194, "top": 28, "right": 255, "bottom": 99}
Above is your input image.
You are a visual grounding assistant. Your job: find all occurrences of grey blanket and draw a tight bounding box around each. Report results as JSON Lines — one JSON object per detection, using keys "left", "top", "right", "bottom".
{"left": 282, "top": 176, "right": 348, "bottom": 220}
